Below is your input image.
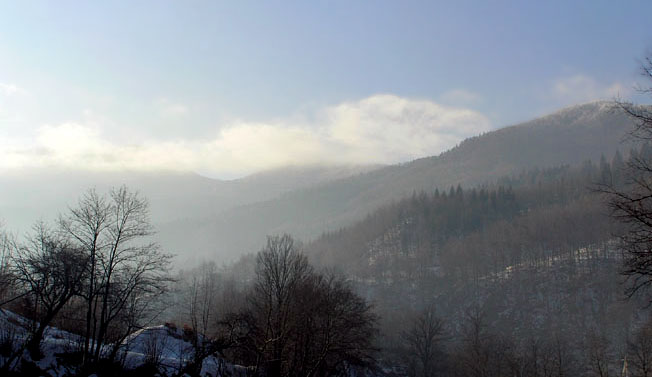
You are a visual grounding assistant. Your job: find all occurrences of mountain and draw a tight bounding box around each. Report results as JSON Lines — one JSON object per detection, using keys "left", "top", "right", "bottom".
{"left": 295, "top": 133, "right": 652, "bottom": 377}
{"left": 158, "top": 101, "right": 637, "bottom": 261}
{"left": 0, "top": 102, "right": 638, "bottom": 262}
{"left": 0, "top": 165, "right": 378, "bottom": 260}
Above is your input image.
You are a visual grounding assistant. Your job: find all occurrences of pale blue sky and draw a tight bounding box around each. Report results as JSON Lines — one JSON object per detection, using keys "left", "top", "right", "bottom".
{"left": 0, "top": 1, "right": 651, "bottom": 177}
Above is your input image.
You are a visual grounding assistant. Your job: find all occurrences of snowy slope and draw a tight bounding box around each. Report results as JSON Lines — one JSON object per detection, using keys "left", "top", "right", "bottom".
{"left": 0, "top": 309, "right": 247, "bottom": 376}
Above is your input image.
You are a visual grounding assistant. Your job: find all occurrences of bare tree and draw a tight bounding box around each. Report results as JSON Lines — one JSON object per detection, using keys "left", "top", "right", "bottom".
{"left": 0, "top": 228, "right": 15, "bottom": 307}
{"left": 59, "top": 186, "right": 172, "bottom": 365}
{"left": 602, "top": 56, "right": 652, "bottom": 296}
{"left": 252, "top": 234, "right": 312, "bottom": 376}
{"left": 12, "top": 222, "right": 87, "bottom": 357}
{"left": 180, "top": 261, "right": 222, "bottom": 376}
{"left": 401, "top": 305, "right": 446, "bottom": 377}
{"left": 290, "top": 273, "right": 378, "bottom": 377}
{"left": 586, "top": 330, "right": 613, "bottom": 377}
{"left": 628, "top": 319, "right": 652, "bottom": 377}
{"left": 168, "top": 261, "right": 251, "bottom": 376}
{"left": 452, "top": 307, "right": 518, "bottom": 377}
{"left": 454, "top": 308, "right": 492, "bottom": 377}
{"left": 222, "top": 234, "right": 378, "bottom": 377}
{"left": 58, "top": 188, "right": 109, "bottom": 363}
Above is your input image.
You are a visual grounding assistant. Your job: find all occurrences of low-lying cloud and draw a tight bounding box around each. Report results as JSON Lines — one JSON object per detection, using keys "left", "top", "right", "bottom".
{"left": 0, "top": 94, "right": 491, "bottom": 178}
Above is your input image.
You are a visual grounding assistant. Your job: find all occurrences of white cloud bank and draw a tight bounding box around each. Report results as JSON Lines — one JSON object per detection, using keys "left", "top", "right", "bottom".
{"left": 0, "top": 94, "right": 491, "bottom": 178}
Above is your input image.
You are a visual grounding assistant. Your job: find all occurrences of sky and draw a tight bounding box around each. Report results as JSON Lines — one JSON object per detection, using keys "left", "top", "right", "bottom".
{"left": 0, "top": 1, "right": 651, "bottom": 179}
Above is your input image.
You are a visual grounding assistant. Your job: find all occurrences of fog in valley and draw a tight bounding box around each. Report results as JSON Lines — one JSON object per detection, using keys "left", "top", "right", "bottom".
{"left": 2, "top": 2, "right": 652, "bottom": 377}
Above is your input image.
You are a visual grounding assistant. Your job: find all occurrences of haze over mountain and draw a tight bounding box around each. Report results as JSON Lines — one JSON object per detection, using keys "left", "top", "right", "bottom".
{"left": 150, "top": 101, "right": 634, "bottom": 261}
{"left": 0, "top": 164, "right": 377, "bottom": 235}
{"left": 0, "top": 101, "right": 630, "bottom": 263}
{"left": 4, "top": 3, "right": 652, "bottom": 376}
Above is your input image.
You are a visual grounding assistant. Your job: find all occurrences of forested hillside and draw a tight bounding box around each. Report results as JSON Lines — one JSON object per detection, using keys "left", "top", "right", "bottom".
{"left": 310, "top": 153, "right": 626, "bottom": 279}
{"left": 3, "top": 2, "right": 651, "bottom": 376}
{"left": 307, "top": 148, "right": 652, "bottom": 376}
{"left": 2, "top": 109, "right": 651, "bottom": 377}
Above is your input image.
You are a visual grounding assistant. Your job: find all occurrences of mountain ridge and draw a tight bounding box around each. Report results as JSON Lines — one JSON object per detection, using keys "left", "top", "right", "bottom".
{"left": 157, "top": 101, "right": 638, "bottom": 261}
{"left": 0, "top": 101, "right": 639, "bottom": 262}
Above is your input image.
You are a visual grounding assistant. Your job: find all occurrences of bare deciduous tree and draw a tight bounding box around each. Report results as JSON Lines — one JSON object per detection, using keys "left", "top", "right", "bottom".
{"left": 628, "top": 319, "right": 652, "bottom": 377}
{"left": 401, "top": 305, "right": 445, "bottom": 377}
{"left": 12, "top": 223, "right": 87, "bottom": 357}
{"left": 290, "top": 273, "right": 378, "bottom": 376}
{"left": 181, "top": 261, "right": 222, "bottom": 376}
{"left": 0, "top": 228, "right": 15, "bottom": 307}
{"left": 252, "top": 234, "right": 312, "bottom": 376}
{"left": 222, "top": 234, "right": 378, "bottom": 377}
{"left": 602, "top": 56, "right": 652, "bottom": 296}
{"left": 59, "top": 186, "right": 172, "bottom": 365}
{"left": 586, "top": 330, "right": 613, "bottom": 377}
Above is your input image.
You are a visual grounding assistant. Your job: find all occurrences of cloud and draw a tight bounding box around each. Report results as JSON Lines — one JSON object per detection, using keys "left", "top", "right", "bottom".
{"left": 550, "top": 75, "right": 628, "bottom": 104}
{"left": 323, "top": 95, "right": 489, "bottom": 163}
{"left": 0, "top": 94, "right": 491, "bottom": 178}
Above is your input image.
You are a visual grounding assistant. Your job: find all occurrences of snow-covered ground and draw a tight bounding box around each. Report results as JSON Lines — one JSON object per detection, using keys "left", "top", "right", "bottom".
{"left": 0, "top": 308, "right": 247, "bottom": 376}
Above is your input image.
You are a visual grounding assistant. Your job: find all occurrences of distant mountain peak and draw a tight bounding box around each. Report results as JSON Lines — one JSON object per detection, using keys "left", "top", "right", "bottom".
{"left": 532, "top": 100, "right": 618, "bottom": 125}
